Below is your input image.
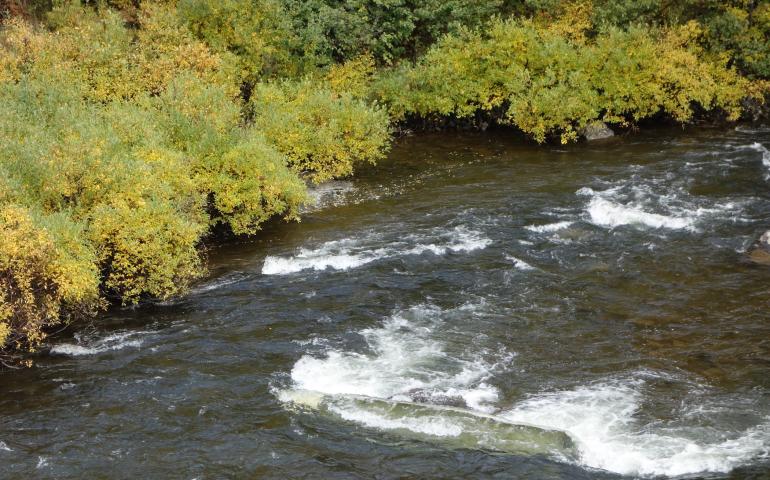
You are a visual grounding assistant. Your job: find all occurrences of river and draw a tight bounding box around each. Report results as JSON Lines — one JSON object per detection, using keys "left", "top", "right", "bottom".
{"left": 2, "top": 126, "right": 770, "bottom": 479}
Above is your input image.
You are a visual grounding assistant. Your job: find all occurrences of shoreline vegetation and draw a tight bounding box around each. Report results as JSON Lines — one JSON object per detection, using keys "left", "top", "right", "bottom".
{"left": 0, "top": 0, "right": 768, "bottom": 363}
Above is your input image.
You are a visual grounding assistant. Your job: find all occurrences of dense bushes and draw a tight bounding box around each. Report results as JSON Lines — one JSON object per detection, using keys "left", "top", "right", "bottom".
{"left": 175, "top": 0, "right": 516, "bottom": 74}
{"left": 0, "top": 1, "right": 390, "bottom": 357}
{"left": 0, "top": 205, "right": 100, "bottom": 353}
{"left": 0, "top": 0, "right": 765, "bottom": 358}
{"left": 280, "top": 0, "right": 512, "bottom": 64}
{"left": 588, "top": 0, "right": 770, "bottom": 79}
{"left": 250, "top": 80, "right": 391, "bottom": 182}
{"left": 0, "top": 75, "right": 206, "bottom": 304}
{"left": 374, "top": 18, "right": 754, "bottom": 142}
{"left": 0, "top": 3, "right": 236, "bottom": 101}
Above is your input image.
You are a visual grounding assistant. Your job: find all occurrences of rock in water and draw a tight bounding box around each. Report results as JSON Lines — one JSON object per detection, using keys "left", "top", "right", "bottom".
{"left": 747, "top": 230, "right": 770, "bottom": 265}
{"left": 279, "top": 389, "right": 578, "bottom": 458}
{"left": 301, "top": 180, "right": 355, "bottom": 213}
{"left": 581, "top": 121, "right": 614, "bottom": 141}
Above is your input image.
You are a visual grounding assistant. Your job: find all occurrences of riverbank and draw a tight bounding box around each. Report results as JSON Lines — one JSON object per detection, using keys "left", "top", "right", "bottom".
{"left": 3, "top": 126, "right": 769, "bottom": 478}
{"left": 1, "top": 0, "right": 769, "bottom": 360}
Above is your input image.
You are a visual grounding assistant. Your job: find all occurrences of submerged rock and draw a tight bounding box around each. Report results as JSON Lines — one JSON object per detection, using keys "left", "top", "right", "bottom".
{"left": 581, "top": 121, "right": 614, "bottom": 141}
{"left": 301, "top": 180, "right": 355, "bottom": 213}
{"left": 747, "top": 230, "right": 770, "bottom": 265}
{"left": 279, "top": 389, "right": 578, "bottom": 458}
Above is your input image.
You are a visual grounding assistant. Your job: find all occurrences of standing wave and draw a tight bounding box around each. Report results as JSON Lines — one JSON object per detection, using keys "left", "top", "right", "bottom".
{"left": 262, "top": 226, "right": 491, "bottom": 275}
{"left": 501, "top": 378, "right": 770, "bottom": 477}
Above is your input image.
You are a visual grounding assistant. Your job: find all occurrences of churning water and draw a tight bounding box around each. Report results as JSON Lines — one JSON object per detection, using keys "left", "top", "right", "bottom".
{"left": 2, "top": 126, "right": 770, "bottom": 479}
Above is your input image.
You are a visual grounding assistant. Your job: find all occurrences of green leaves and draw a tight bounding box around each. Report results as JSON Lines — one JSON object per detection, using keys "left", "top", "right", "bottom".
{"left": 0, "top": 2, "right": 394, "bottom": 354}
{"left": 250, "top": 79, "right": 391, "bottom": 183}
{"left": 0, "top": 0, "right": 765, "bottom": 358}
{"left": 374, "top": 18, "right": 752, "bottom": 143}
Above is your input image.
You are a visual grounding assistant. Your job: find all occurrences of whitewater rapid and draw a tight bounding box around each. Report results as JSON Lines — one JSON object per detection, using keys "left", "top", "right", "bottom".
{"left": 279, "top": 303, "right": 770, "bottom": 477}
{"left": 280, "top": 304, "right": 507, "bottom": 413}
{"left": 50, "top": 331, "right": 149, "bottom": 356}
{"left": 271, "top": 136, "right": 770, "bottom": 476}
{"left": 262, "top": 226, "right": 491, "bottom": 275}
{"left": 502, "top": 378, "right": 770, "bottom": 477}
{"left": 35, "top": 130, "right": 770, "bottom": 479}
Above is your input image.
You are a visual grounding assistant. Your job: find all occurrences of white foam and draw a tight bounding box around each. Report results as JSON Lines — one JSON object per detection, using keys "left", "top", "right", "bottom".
{"left": 525, "top": 221, "right": 574, "bottom": 233}
{"left": 586, "top": 196, "right": 696, "bottom": 230}
{"left": 262, "top": 226, "right": 491, "bottom": 275}
{"left": 293, "top": 337, "right": 329, "bottom": 347}
{"left": 284, "top": 304, "right": 505, "bottom": 414}
{"left": 408, "top": 226, "right": 492, "bottom": 256}
{"left": 505, "top": 255, "right": 535, "bottom": 271}
{"left": 262, "top": 248, "right": 382, "bottom": 275}
{"left": 280, "top": 305, "right": 769, "bottom": 477}
{"left": 500, "top": 380, "right": 770, "bottom": 477}
{"left": 50, "top": 331, "right": 147, "bottom": 356}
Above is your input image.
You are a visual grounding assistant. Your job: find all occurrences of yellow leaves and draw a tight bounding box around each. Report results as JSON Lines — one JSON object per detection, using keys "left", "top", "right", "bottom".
{"left": 643, "top": 22, "right": 750, "bottom": 122}
{"left": 376, "top": 17, "right": 751, "bottom": 143}
{"left": 0, "top": 1, "right": 350, "bottom": 356}
{"left": 0, "top": 322, "right": 9, "bottom": 347}
{"left": 134, "top": 3, "right": 235, "bottom": 97}
{"left": 326, "top": 53, "right": 376, "bottom": 98}
{"left": 89, "top": 198, "right": 206, "bottom": 303}
{"left": 195, "top": 135, "right": 307, "bottom": 235}
{"left": 541, "top": 0, "right": 594, "bottom": 43}
{"left": 251, "top": 80, "right": 391, "bottom": 183}
{"left": 0, "top": 1, "right": 237, "bottom": 106}
{"left": 0, "top": 205, "right": 100, "bottom": 352}
{"left": 664, "top": 20, "right": 704, "bottom": 48}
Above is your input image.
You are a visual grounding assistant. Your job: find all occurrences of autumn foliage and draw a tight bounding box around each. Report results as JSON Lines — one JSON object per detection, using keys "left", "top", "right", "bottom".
{"left": 0, "top": 0, "right": 765, "bottom": 357}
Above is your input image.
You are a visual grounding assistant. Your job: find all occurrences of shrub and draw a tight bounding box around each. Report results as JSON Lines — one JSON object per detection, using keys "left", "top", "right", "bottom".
{"left": 374, "top": 18, "right": 753, "bottom": 142}
{"left": 148, "top": 74, "right": 308, "bottom": 233}
{"left": 591, "top": 22, "right": 748, "bottom": 124}
{"left": 88, "top": 197, "right": 205, "bottom": 303}
{"left": 0, "top": 1, "right": 240, "bottom": 103}
{"left": 195, "top": 135, "right": 308, "bottom": 235}
{"left": 0, "top": 32, "right": 310, "bottom": 353}
{"left": 589, "top": 0, "right": 770, "bottom": 79}
{"left": 250, "top": 79, "right": 391, "bottom": 182}
{"left": 282, "top": 0, "right": 508, "bottom": 64}
{"left": 325, "top": 52, "right": 377, "bottom": 98}
{"left": 0, "top": 205, "right": 100, "bottom": 352}
{"left": 176, "top": 0, "right": 302, "bottom": 79}
{"left": 134, "top": 2, "right": 241, "bottom": 98}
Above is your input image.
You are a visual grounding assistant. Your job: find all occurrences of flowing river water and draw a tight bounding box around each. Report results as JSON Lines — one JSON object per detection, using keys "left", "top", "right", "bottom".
{"left": 2, "top": 126, "right": 770, "bottom": 479}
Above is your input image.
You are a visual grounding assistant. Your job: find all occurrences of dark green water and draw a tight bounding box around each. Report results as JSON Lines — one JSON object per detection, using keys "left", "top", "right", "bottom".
{"left": 2, "top": 127, "right": 770, "bottom": 479}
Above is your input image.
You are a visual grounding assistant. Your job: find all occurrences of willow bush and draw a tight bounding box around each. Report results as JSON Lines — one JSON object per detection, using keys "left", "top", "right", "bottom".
{"left": 589, "top": 0, "right": 770, "bottom": 79}
{"left": 0, "top": 205, "right": 100, "bottom": 354}
{"left": 0, "top": 1, "right": 389, "bottom": 356}
{"left": 176, "top": 0, "right": 302, "bottom": 79}
{"left": 374, "top": 18, "right": 753, "bottom": 143}
{"left": 0, "top": 2, "right": 237, "bottom": 102}
{"left": 250, "top": 79, "right": 391, "bottom": 183}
